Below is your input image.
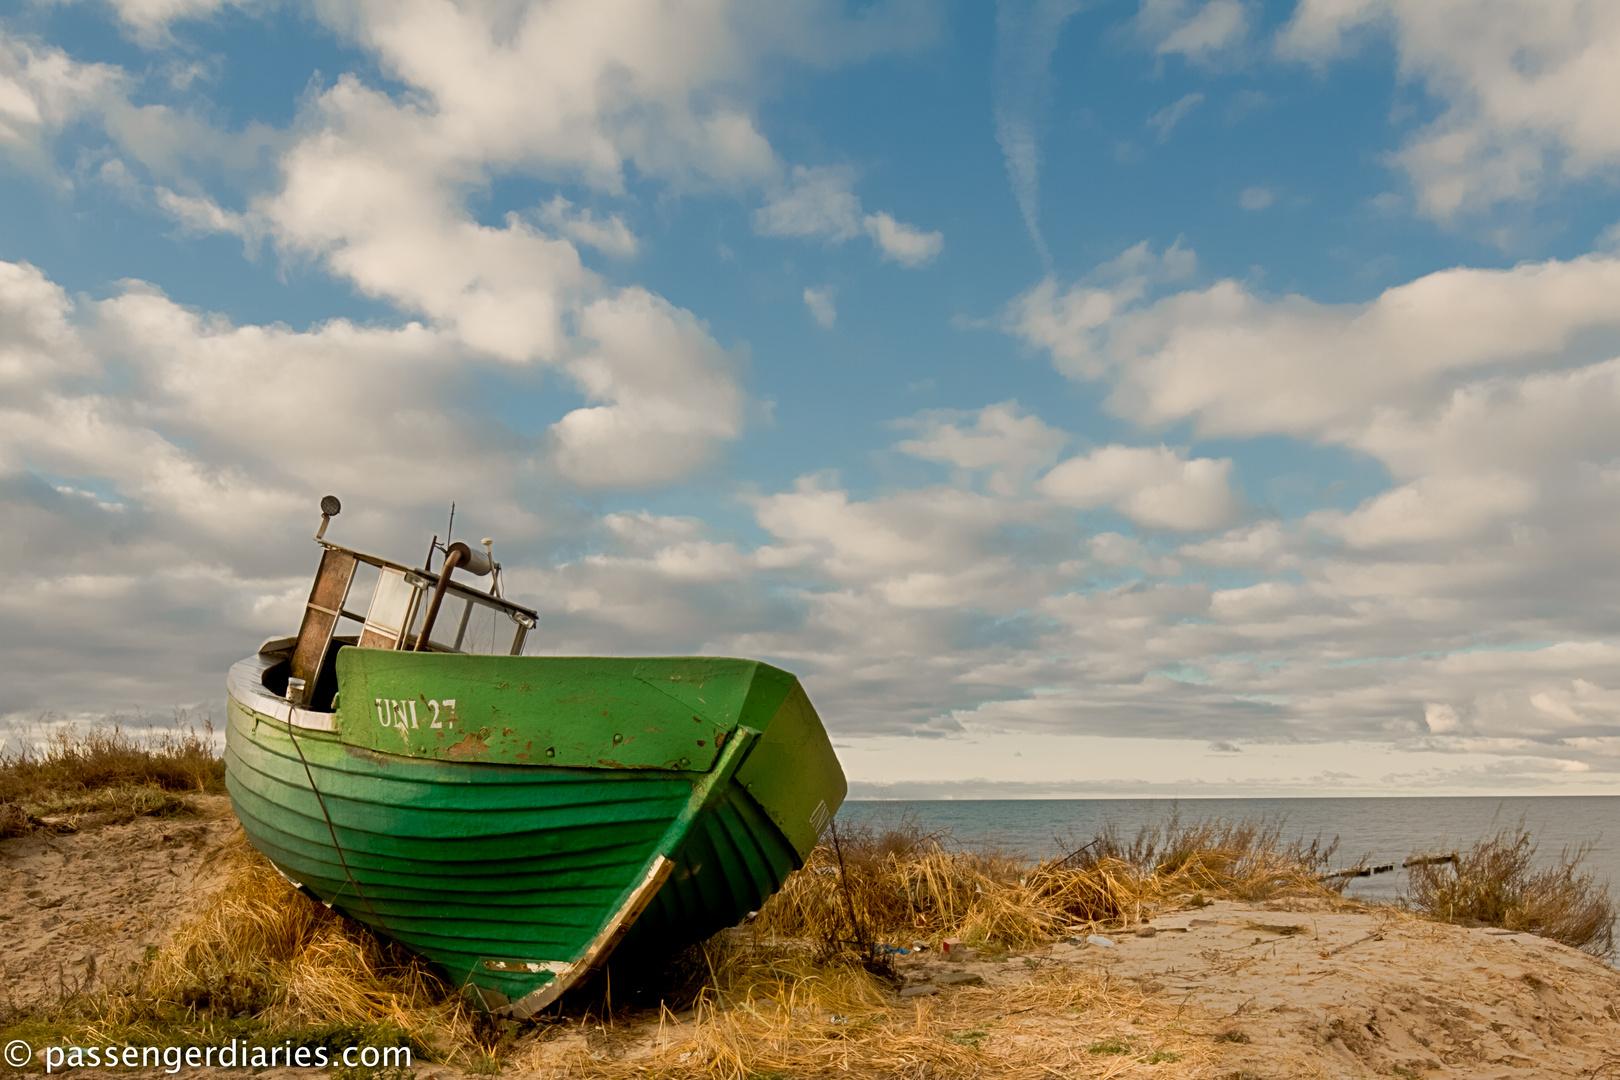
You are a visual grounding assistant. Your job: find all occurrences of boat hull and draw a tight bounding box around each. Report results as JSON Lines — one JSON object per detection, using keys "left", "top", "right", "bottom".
{"left": 224, "top": 647, "right": 844, "bottom": 1014}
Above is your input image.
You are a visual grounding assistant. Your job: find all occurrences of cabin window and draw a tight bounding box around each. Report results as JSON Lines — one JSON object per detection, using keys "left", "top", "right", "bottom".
{"left": 411, "top": 592, "right": 469, "bottom": 651}
{"left": 359, "top": 567, "right": 417, "bottom": 649}
{"left": 405, "top": 588, "right": 529, "bottom": 655}
{"left": 461, "top": 601, "right": 520, "bottom": 655}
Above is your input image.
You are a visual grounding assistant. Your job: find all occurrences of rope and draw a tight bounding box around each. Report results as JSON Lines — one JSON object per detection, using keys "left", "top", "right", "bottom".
{"left": 284, "top": 706, "right": 387, "bottom": 933}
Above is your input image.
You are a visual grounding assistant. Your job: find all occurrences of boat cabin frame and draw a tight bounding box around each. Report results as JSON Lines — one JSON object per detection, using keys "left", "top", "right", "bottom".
{"left": 286, "top": 541, "right": 538, "bottom": 709}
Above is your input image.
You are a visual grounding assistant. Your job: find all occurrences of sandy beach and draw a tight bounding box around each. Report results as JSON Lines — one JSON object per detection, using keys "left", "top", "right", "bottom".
{"left": 5, "top": 799, "right": 1620, "bottom": 1079}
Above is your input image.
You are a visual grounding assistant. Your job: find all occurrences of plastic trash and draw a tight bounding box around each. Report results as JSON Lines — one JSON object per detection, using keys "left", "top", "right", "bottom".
{"left": 1086, "top": 935, "right": 1116, "bottom": 947}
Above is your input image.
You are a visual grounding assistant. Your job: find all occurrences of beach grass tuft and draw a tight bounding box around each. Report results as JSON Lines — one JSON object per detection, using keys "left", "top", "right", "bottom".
{"left": 0, "top": 716, "right": 224, "bottom": 833}
{"left": 1404, "top": 818, "right": 1615, "bottom": 958}
{"left": 753, "top": 809, "right": 1344, "bottom": 959}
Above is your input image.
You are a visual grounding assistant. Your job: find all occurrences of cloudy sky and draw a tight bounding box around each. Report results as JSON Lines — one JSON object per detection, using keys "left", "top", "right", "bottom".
{"left": 4, "top": 0, "right": 1620, "bottom": 798}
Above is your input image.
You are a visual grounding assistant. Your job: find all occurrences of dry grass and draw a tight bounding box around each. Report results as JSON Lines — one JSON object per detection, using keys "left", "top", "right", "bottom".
{"left": 756, "top": 811, "right": 1344, "bottom": 959}
{"left": 512, "top": 941, "right": 1211, "bottom": 1080}
{"left": 1404, "top": 818, "right": 1616, "bottom": 958}
{"left": 0, "top": 716, "right": 224, "bottom": 835}
{"left": 0, "top": 831, "right": 490, "bottom": 1066}
{"left": 139, "top": 832, "right": 487, "bottom": 1055}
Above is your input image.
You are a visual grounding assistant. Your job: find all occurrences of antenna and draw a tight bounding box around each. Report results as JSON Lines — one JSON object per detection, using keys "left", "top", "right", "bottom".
{"left": 445, "top": 501, "right": 456, "bottom": 546}
{"left": 482, "top": 538, "right": 501, "bottom": 597}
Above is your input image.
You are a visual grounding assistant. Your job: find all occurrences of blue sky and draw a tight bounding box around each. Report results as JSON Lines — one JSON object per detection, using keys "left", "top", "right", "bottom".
{"left": 4, "top": 0, "right": 1620, "bottom": 797}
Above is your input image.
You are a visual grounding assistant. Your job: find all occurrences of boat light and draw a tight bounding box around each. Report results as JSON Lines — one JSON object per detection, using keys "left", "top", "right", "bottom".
{"left": 315, "top": 494, "right": 341, "bottom": 541}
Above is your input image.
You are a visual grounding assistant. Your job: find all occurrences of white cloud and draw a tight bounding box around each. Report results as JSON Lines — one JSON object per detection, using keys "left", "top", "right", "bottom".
{"left": 549, "top": 289, "right": 744, "bottom": 486}
{"left": 1088, "top": 531, "right": 1140, "bottom": 566}
{"left": 896, "top": 401, "right": 1066, "bottom": 496}
{"left": 1424, "top": 702, "right": 1462, "bottom": 734}
{"left": 0, "top": 261, "right": 94, "bottom": 398}
{"left": 752, "top": 166, "right": 942, "bottom": 266}
{"left": 1147, "top": 92, "right": 1204, "bottom": 142}
{"left": 803, "top": 286, "right": 837, "bottom": 328}
{"left": 1314, "top": 473, "right": 1539, "bottom": 548}
{"left": 536, "top": 195, "right": 638, "bottom": 258}
{"left": 308, "top": 1, "right": 794, "bottom": 193}
{"left": 101, "top": 0, "right": 249, "bottom": 38}
{"left": 0, "top": 34, "right": 121, "bottom": 174}
{"left": 1039, "top": 444, "right": 1237, "bottom": 531}
{"left": 862, "top": 211, "right": 943, "bottom": 267}
{"left": 1013, "top": 246, "right": 1620, "bottom": 439}
{"left": 1137, "top": 0, "right": 1250, "bottom": 63}
{"left": 993, "top": 0, "right": 1083, "bottom": 262}
{"left": 1239, "top": 184, "right": 1273, "bottom": 209}
{"left": 748, "top": 475, "right": 1060, "bottom": 608}
{"left": 1279, "top": 0, "right": 1620, "bottom": 219}
{"left": 1179, "top": 520, "right": 1293, "bottom": 570}
{"left": 752, "top": 165, "right": 864, "bottom": 240}
{"left": 154, "top": 186, "right": 266, "bottom": 249}
{"left": 0, "top": 26, "right": 285, "bottom": 195}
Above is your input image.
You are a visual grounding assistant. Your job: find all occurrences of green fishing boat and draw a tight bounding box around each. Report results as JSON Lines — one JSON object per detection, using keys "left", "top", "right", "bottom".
{"left": 225, "top": 498, "right": 846, "bottom": 1017}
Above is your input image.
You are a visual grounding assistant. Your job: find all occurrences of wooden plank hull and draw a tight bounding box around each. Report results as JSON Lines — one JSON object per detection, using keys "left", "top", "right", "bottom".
{"left": 224, "top": 647, "right": 844, "bottom": 1014}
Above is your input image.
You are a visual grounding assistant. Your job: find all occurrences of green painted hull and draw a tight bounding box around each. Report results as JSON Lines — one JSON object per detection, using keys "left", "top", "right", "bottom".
{"left": 225, "top": 647, "right": 845, "bottom": 1014}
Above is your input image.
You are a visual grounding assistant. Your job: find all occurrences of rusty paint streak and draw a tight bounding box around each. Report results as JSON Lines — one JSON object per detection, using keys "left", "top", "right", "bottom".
{"left": 445, "top": 731, "right": 491, "bottom": 759}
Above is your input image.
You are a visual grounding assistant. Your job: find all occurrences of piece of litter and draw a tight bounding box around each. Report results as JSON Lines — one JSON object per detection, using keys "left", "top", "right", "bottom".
{"left": 899, "top": 984, "right": 941, "bottom": 997}
{"left": 942, "top": 937, "right": 964, "bottom": 954}
{"left": 1086, "top": 935, "right": 1116, "bottom": 948}
{"left": 938, "top": 972, "right": 985, "bottom": 987}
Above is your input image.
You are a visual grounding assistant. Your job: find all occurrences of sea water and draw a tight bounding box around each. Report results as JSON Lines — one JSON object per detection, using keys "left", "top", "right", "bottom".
{"left": 836, "top": 797, "right": 1620, "bottom": 907}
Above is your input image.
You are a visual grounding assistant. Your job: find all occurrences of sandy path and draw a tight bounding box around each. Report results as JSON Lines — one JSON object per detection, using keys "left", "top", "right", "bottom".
{"left": 0, "top": 795, "right": 237, "bottom": 1011}
{"left": 882, "top": 898, "right": 1620, "bottom": 1078}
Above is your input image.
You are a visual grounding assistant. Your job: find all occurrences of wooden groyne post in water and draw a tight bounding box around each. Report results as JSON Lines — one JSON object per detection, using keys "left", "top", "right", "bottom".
{"left": 1319, "top": 855, "right": 1446, "bottom": 883}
